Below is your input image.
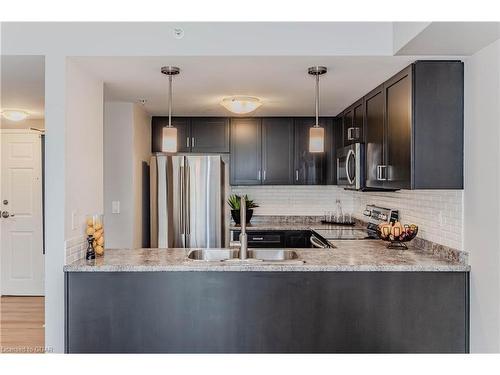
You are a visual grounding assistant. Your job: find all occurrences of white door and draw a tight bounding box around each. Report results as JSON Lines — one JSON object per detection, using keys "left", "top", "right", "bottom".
{"left": 1, "top": 131, "right": 44, "bottom": 295}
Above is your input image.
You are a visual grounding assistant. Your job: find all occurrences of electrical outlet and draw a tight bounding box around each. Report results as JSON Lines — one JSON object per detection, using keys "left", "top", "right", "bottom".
{"left": 112, "top": 201, "right": 120, "bottom": 214}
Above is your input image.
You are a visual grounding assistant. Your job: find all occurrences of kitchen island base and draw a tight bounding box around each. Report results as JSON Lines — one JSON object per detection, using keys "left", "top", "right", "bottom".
{"left": 65, "top": 271, "right": 469, "bottom": 353}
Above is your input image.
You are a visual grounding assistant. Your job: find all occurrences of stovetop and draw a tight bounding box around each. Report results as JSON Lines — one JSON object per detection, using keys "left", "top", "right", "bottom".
{"left": 313, "top": 228, "right": 376, "bottom": 241}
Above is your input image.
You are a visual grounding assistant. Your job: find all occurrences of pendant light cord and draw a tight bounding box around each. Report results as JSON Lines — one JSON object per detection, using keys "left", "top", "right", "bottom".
{"left": 168, "top": 74, "right": 173, "bottom": 128}
{"left": 315, "top": 72, "right": 320, "bottom": 127}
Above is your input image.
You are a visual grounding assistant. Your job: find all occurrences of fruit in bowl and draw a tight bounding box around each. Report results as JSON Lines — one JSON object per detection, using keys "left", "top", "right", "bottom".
{"left": 377, "top": 222, "right": 418, "bottom": 242}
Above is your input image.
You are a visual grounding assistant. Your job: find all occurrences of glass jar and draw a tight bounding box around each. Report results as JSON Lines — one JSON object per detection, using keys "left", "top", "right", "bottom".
{"left": 86, "top": 214, "right": 105, "bottom": 257}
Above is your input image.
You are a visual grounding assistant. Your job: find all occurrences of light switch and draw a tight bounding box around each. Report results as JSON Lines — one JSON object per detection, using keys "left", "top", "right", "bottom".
{"left": 112, "top": 201, "right": 120, "bottom": 214}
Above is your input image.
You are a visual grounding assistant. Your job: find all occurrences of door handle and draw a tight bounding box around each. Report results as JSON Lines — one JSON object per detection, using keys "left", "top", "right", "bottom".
{"left": 263, "top": 170, "right": 266, "bottom": 181}
{"left": 295, "top": 170, "right": 299, "bottom": 181}
{"left": 345, "top": 149, "right": 355, "bottom": 185}
{"left": 186, "top": 137, "right": 190, "bottom": 148}
{"left": 258, "top": 170, "right": 261, "bottom": 181}
{"left": 191, "top": 137, "right": 195, "bottom": 148}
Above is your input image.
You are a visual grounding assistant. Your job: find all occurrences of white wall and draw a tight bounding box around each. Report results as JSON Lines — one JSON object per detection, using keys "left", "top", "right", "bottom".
{"left": 392, "top": 22, "right": 430, "bottom": 53}
{"left": 104, "top": 102, "right": 134, "bottom": 248}
{"left": 104, "top": 102, "right": 151, "bottom": 249}
{"left": 464, "top": 38, "right": 500, "bottom": 353}
{"left": 65, "top": 60, "right": 104, "bottom": 240}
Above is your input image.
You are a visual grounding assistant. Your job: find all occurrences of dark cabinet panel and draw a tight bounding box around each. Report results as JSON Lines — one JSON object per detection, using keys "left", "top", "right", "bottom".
{"left": 152, "top": 117, "right": 190, "bottom": 153}
{"left": 384, "top": 68, "right": 412, "bottom": 190}
{"left": 262, "top": 118, "right": 294, "bottom": 185}
{"left": 230, "top": 118, "right": 262, "bottom": 185}
{"left": 412, "top": 61, "right": 464, "bottom": 189}
{"left": 342, "top": 99, "right": 364, "bottom": 145}
{"left": 191, "top": 118, "right": 230, "bottom": 153}
{"left": 364, "top": 85, "right": 385, "bottom": 189}
{"left": 326, "top": 118, "right": 341, "bottom": 184}
{"left": 284, "top": 230, "right": 312, "bottom": 248}
{"left": 67, "top": 271, "right": 469, "bottom": 353}
{"left": 294, "top": 118, "right": 326, "bottom": 185}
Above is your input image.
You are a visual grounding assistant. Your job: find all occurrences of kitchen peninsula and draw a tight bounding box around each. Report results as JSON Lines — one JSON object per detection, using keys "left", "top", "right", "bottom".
{"left": 64, "top": 241, "right": 469, "bottom": 354}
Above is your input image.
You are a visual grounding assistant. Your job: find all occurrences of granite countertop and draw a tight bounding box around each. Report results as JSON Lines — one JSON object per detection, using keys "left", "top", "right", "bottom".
{"left": 63, "top": 240, "right": 470, "bottom": 273}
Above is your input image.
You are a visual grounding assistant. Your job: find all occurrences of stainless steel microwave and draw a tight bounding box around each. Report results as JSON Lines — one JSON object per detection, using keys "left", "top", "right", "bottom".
{"left": 337, "top": 143, "right": 365, "bottom": 190}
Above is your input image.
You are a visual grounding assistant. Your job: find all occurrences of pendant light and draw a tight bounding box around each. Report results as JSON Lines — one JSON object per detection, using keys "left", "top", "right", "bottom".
{"left": 308, "top": 66, "right": 327, "bottom": 153}
{"left": 161, "top": 66, "right": 180, "bottom": 153}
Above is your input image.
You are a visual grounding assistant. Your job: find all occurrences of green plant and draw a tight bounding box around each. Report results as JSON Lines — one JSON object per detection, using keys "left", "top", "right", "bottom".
{"left": 227, "top": 194, "right": 259, "bottom": 210}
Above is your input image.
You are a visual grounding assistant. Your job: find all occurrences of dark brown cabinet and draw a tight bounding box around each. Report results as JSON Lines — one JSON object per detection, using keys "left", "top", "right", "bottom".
{"left": 152, "top": 117, "right": 229, "bottom": 153}
{"left": 362, "top": 61, "right": 464, "bottom": 190}
{"left": 262, "top": 118, "right": 294, "bottom": 185}
{"left": 327, "top": 117, "right": 343, "bottom": 185}
{"left": 191, "top": 118, "right": 230, "bottom": 153}
{"left": 294, "top": 118, "right": 326, "bottom": 185}
{"left": 384, "top": 68, "right": 412, "bottom": 189}
{"left": 364, "top": 85, "right": 385, "bottom": 189}
{"left": 230, "top": 118, "right": 262, "bottom": 185}
{"left": 342, "top": 99, "right": 364, "bottom": 145}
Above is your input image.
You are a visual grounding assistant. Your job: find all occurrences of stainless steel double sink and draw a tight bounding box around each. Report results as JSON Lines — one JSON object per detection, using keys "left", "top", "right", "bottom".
{"left": 187, "top": 249, "right": 302, "bottom": 263}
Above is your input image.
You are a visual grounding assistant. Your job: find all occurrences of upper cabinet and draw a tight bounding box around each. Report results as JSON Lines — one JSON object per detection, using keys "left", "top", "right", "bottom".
{"left": 362, "top": 60, "right": 464, "bottom": 190}
{"left": 294, "top": 118, "right": 327, "bottom": 185}
{"left": 364, "top": 85, "right": 385, "bottom": 189}
{"left": 342, "top": 99, "right": 364, "bottom": 145}
{"left": 151, "top": 117, "right": 230, "bottom": 153}
{"left": 230, "top": 118, "right": 262, "bottom": 185}
{"left": 191, "top": 118, "right": 230, "bottom": 153}
{"left": 262, "top": 118, "right": 294, "bottom": 185}
{"left": 230, "top": 117, "right": 295, "bottom": 186}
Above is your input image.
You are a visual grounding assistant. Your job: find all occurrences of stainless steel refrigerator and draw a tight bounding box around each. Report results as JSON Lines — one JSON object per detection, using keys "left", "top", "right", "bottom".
{"left": 150, "top": 154, "right": 225, "bottom": 248}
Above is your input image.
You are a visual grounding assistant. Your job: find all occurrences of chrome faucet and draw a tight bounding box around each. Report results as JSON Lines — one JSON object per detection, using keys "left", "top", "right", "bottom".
{"left": 239, "top": 196, "right": 248, "bottom": 260}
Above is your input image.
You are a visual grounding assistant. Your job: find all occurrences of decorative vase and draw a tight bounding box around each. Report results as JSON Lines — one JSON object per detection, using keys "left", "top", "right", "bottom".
{"left": 231, "top": 209, "right": 253, "bottom": 225}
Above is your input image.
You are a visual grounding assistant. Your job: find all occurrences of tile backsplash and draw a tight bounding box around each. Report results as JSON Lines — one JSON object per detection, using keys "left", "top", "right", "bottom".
{"left": 230, "top": 186, "right": 463, "bottom": 250}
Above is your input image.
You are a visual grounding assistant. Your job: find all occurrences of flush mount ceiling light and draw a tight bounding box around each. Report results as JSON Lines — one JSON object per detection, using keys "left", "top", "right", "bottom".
{"left": 1, "top": 109, "right": 30, "bottom": 122}
{"left": 220, "top": 96, "right": 262, "bottom": 115}
{"left": 308, "top": 66, "right": 327, "bottom": 153}
{"left": 161, "top": 66, "right": 180, "bottom": 153}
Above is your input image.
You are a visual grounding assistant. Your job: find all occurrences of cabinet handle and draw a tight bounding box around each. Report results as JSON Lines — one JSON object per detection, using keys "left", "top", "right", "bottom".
{"left": 192, "top": 137, "right": 195, "bottom": 147}
{"left": 295, "top": 170, "right": 299, "bottom": 181}
{"left": 186, "top": 137, "right": 190, "bottom": 148}
{"left": 251, "top": 237, "right": 264, "bottom": 241}
{"left": 377, "top": 165, "right": 387, "bottom": 181}
{"left": 263, "top": 170, "right": 266, "bottom": 181}
{"left": 258, "top": 170, "right": 261, "bottom": 181}
{"left": 347, "top": 127, "right": 359, "bottom": 141}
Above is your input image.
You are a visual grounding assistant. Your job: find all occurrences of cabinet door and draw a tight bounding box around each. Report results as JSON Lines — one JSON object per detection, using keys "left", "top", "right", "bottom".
{"left": 230, "top": 118, "right": 262, "bottom": 185}
{"left": 326, "top": 118, "right": 340, "bottom": 184}
{"left": 342, "top": 108, "right": 353, "bottom": 145}
{"left": 262, "top": 118, "right": 294, "bottom": 185}
{"left": 384, "top": 67, "right": 412, "bottom": 189}
{"left": 293, "top": 118, "right": 326, "bottom": 185}
{"left": 191, "top": 118, "right": 230, "bottom": 153}
{"left": 151, "top": 117, "right": 190, "bottom": 153}
{"left": 364, "top": 85, "right": 385, "bottom": 189}
{"left": 353, "top": 100, "right": 364, "bottom": 142}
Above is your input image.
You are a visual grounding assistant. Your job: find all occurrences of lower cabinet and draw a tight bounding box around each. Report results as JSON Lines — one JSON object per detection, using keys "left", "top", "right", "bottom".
{"left": 230, "top": 230, "right": 313, "bottom": 248}
{"left": 66, "top": 271, "right": 469, "bottom": 353}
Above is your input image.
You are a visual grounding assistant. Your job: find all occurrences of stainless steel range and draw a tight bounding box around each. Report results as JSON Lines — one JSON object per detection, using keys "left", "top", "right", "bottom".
{"left": 313, "top": 205, "right": 399, "bottom": 242}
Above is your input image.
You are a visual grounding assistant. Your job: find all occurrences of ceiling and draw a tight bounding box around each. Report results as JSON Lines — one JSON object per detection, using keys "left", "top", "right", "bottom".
{"left": 1, "top": 55, "right": 45, "bottom": 119}
{"left": 74, "top": 56, "right": 441, "bottom": 116}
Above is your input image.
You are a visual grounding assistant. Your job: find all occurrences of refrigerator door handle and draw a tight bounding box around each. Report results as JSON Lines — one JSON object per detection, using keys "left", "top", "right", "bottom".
{"left": 186, "top": 164, "right": 191, "bottom": 239}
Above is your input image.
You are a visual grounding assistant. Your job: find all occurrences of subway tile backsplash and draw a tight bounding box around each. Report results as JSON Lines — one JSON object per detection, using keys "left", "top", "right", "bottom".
{"left": 230, "top": 186, "right": 463, "bottom": 250}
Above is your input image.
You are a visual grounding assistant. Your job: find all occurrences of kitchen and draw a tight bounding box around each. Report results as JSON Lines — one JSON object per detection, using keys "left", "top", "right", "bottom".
{"left": 4, "top": 18, "right": 500, "bottom": 361}
{"left": 62, "top": 57, "right": 468, "bottom": 353}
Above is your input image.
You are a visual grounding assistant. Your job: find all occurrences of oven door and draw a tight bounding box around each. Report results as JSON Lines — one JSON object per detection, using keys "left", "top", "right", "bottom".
{"left": 337, "top": 143, "right": 364, "bottom": 190}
